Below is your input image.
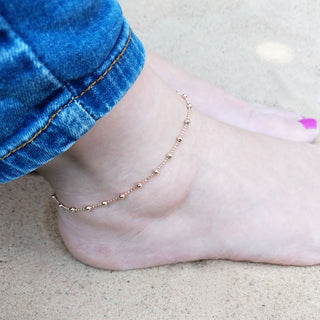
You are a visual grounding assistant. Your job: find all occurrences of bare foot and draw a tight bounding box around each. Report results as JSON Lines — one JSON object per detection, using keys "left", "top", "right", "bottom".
{"left": 39, "top": 64, "right": 320, "bottom": 270}
{"left": 147, "top": 51, "right": 319, "bottom": 143}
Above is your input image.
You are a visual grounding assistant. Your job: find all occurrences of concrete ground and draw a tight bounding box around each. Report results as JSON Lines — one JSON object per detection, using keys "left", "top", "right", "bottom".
{"left": 1, "top": 0, "right": 320, "bottom": 319}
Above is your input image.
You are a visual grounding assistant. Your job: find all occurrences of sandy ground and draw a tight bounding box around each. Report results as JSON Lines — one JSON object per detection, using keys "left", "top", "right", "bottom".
{"left": 1, "top": 0, "right": 320, "bottom": 319}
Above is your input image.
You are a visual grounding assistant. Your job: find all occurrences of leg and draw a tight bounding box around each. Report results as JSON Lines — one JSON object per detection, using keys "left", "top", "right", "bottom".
{"left": 2, "top": 1, "right": 320, "bottom": 270}
{"left": 0, "top": 0, "right": 316, "bottom": 185}
{"left": 38, "top": 64, "right": 320, "bottom": 270}
{"left": 0, "top": 0, "right": 145, "bottom": 184}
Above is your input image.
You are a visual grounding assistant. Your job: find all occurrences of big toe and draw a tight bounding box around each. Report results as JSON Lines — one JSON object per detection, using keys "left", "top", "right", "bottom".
{"left": 249, "top": 104, "right": 319, "bottom": 143}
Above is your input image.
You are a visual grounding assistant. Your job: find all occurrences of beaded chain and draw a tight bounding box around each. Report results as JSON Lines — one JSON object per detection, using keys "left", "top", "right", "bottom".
{"left": 51, "top": 93, "right": 193, "bottom": 213}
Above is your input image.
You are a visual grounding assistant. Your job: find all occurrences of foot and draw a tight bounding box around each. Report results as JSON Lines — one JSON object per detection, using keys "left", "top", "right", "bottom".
{"left": 39, "top": 64, "right": 320, "bottom": 270}
{"left": 147, "top": 51, "right": 319, "bottom": 143}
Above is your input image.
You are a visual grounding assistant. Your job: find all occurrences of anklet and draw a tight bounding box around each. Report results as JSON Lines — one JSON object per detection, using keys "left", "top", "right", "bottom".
{"left": 51, "top": 93, "right": 193, "bottom": 213}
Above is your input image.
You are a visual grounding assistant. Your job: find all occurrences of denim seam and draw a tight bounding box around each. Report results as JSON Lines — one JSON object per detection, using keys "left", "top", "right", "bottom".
{"left": 1, "top": 28, "right": 132, "bottom": 161}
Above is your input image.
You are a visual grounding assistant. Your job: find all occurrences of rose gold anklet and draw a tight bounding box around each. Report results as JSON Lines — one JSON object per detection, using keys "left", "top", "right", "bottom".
{"left": 51, "top": 93, "right": 193, "bottom": 213}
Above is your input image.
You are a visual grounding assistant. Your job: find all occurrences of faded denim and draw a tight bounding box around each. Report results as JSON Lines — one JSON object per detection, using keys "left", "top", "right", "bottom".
{"left": 0, "top": 0, "right": 145, "bottom": 183}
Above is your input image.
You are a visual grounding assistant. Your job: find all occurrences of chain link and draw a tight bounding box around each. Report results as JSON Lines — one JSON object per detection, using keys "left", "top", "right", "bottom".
{"left": 51, "top": 93, "right": 193, "bottom": 213}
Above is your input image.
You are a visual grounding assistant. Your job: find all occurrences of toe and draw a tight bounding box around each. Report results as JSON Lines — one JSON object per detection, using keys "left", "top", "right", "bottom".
{"left": 248, "top": 106, "right": 319, "bottom": 143}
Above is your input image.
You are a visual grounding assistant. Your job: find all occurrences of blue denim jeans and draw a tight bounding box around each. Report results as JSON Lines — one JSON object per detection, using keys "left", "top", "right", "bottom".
{"left": 0, "top": 0, "right": 145, "bottom": 184}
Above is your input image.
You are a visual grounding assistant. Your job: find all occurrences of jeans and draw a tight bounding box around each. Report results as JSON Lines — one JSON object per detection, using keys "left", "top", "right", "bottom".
{"left": 0, "top": 0, "right": 145, "bottom": 184}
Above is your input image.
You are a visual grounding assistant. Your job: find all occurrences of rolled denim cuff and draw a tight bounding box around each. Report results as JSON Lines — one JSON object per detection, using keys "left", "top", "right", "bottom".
{"left": 0, "top": 19, "right": 145, "bottom": 184}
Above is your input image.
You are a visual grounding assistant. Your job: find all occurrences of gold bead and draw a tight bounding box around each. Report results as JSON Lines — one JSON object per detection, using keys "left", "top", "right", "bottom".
{"left": 85, "top": 206, "right": 93, "bottom": 211}
{"left": 185, "top": 119, "right": 191, "bottom": 125}
{"left": 137, "top": 183, "right": 143, "bottom": 188}
{"left": 167, "top": 153, "right": 173, "bottom": 159}
{"left": 101, "top": 201, "right": 108, "bottom": 206}
{"left": 119, "top": 194, "right": 126, "bottom": 199}
{"left": 177, "top": 136, "right": 183, "bottom": 142}
{"left": 69, "top": 207, "right": 76, "bottom": 212}
{"left": 153, "top": 169, "right": 159, "bottom": 174}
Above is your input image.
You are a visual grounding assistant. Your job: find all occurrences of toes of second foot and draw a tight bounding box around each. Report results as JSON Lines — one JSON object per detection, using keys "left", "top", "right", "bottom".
{"left": 248, "top": 106, "right": 319, "bottom": 142}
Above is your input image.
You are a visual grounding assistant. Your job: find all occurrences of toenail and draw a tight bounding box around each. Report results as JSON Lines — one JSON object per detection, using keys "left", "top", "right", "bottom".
{"left": 299, "top": 118, "right": 318, "bottom": 130}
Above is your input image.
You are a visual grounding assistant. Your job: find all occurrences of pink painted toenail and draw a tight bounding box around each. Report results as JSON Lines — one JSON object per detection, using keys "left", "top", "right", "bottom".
{"left": 299, "top": 118, "right": 317, "bottom": 130}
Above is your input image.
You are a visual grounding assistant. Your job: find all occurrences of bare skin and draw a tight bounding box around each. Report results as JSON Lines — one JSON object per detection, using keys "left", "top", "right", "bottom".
{"left": 147, "top": 51, "right": 319, "bottom": 143}
{"left": 39, "top": 63, "right": 320, "bottom": 270}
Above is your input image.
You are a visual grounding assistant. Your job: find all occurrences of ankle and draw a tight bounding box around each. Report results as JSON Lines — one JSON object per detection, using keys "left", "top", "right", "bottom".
{"left": 38, "top": 63, "right": 197, "bottom": 213}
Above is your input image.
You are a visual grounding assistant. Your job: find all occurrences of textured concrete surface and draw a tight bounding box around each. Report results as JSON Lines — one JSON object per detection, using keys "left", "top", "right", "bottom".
{"left": 1, "top": 1, "right": 320, "bottom": 319}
